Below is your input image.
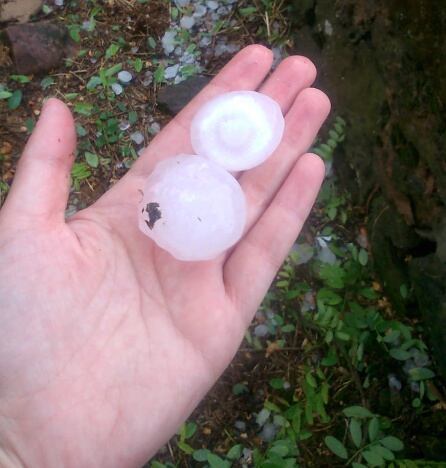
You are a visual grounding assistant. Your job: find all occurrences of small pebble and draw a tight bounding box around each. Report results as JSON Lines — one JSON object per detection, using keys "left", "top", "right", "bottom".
{"left": 259, "top": 423, "right": 277, "bottom": 442}
{"left": 54, "top": 0, "right": 64, "bottom": 6}
{"left": 254, "top": 324, "right": 269, "bottom": 338}
{"left": 130, "top": 131, "right": 144, "bottom": 145}
{"left": 180, "top": 16, "right": 195, "bottom": 29}
{"left": 111, "top": 83, "right": 123, "bottom": 95}
{"left": 118, "top": 71, "right": 133, "bottom": 84}
{"left": 131, "top": 46, "right": 139, "bottom": 54}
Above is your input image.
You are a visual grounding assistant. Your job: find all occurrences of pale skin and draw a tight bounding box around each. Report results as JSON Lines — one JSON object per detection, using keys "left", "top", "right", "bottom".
{"left": 0, "top": 45, "right": 330, "bottom": 467}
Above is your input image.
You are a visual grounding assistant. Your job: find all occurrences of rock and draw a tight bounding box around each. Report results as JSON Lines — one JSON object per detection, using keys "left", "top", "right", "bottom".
{"left": 6, "top": 21, "right": 76, "bottom": 74}
{"left": 0, "top": 0, "right": 42, "bottom": 23}
{"left": 157, "top": 75, "right": 211, "bottom": 114}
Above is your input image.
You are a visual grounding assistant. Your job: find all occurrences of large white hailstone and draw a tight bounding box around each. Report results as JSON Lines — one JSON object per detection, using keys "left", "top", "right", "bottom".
{"left": 138, "top": 155, "right": 246, "bottom": 261}
{"left": 190, "top": 91, "right": 285, "bottom": 171}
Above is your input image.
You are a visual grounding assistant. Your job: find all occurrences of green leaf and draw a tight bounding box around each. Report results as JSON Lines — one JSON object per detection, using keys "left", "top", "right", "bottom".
{"left": 193, "top": 448, "right": 210, "bottom": 461}
{"left": 74, "top": 102, "right": 93, "bottom": 116}
{"left": 177, "top": 441, "right": 194, "bottom": 454}
{"left": 134, "top": 58, "right": 143, "bottom": 72}
{"left": 105, "top": 63, "right": 123, "bottom": 77}
{"left": 374, "top": 444, "right": 395, "bottom": 460}
{"left": 269, "top": 378, "right": 284, "bottom": 389}
{"left": 85, "top": 152, "right": 99, "bottom": 168}
{"left": 41, "top": 77, "right": 55, "bottom": 89}
{"left": 69, "top": 26, "right": 81, "bottom": 43}
{"left": 389, "top": 348, "right": 411, "bottom": 361}
{"left": 239, "top": 6, "right": 257, "bottom": 16}
{"left": 232, "top": 382, "right": 248, "bottom": 395}
{"left": 409, "top": 367, "right": 435, "bottom": 381}
{"left": 207, "top": 453, "right": 230, "bottom": 468}
{"left": 150, "top": 461, "right": 167, "bottom": 468}
{"left": 324, "top": 436, "right": 348, "bottom": 459}
{"left": 147, "top": 37, "right": 157, "bottom": 49}
{"left": 305, "top": 372, "right": 317, "bottom": 388}
{"left": 349, "top": 418, "right": 362, "bottom": 448}
{"left": 358, "top": 249, "right": 368, "bottom": 266}
{"left": 105, "top": 43, "right": 120, "bottom": 59}
{"left": 362, "top": 449, "right": 383, "bottom": 466}
{"left": 184, "top": 421, "right": 197, "bottom": 439}
{"left": 86, "top": 76, "right": 102, "bottom": 90}
{"left": 8, "top": 90, "right": 22, "bottom": 110}
{"left": 10, "top": 75, "right": 31, "bottom": 83}
{"left": 400, "top": 283, "right": 408, "bottom": 298}
{"left": 368, "top": 417, "right": 379, "bottom": 442}
{"left": 0, "top": 91, "right": 13, "bottom": 99}
{"left": 154, "top": 64, "right": 165, "bottom": 83}
{"left": 226, "top": 444, "right": 243, "bottom": 460}
{"left": 380, "top": 436, "right": 404, "bottom": 451}
{"left": 352, "top": 464, "right": 367, "bottom": 468}
{"left": 342, "top": 406, "right": 373, "bottom": 419}
{"left": 317, "top": 288, "right": 343, "bottom": 306}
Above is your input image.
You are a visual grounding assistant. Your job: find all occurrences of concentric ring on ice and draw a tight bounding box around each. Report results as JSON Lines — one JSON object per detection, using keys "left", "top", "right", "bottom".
{"left": 190, "top": 91, "right": 285, "bottom": 171}
{"left": 138, "top": 154, "right": 246, "bottom": 261}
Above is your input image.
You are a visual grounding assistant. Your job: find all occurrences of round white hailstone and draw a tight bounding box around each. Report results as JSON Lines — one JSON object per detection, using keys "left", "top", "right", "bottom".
{"left": 190, "top": 91, "right": 285, "bottom": 171}
{"left": 138, "top": 155, "right": 246, "bottom": 261}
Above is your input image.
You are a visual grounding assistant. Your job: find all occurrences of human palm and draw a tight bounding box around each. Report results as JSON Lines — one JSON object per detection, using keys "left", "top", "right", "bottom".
{"left": 0, "top": 46, "right": 329, "bottom": 467}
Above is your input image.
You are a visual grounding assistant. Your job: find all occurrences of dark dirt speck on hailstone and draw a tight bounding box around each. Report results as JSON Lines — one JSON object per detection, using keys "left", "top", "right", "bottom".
{"left": 144, "top": 202, "right": 162, "bottom": 230}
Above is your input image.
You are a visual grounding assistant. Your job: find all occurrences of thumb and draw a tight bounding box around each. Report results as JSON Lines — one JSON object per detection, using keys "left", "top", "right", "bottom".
{"left": 1, "top": 98, "right": 77, "bottom": 227}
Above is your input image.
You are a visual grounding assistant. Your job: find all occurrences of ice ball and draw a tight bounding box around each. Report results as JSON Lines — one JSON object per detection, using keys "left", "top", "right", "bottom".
{"left": 190, "top": 91, "right": 284, "bottom": 171}
{"left": 138, "top": 155, "right": 246, "bottom": 261}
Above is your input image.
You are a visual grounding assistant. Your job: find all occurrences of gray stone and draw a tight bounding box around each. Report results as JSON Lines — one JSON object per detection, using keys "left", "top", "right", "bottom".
{"left": 157, "top": 75, "right": 211, "bottom": 114}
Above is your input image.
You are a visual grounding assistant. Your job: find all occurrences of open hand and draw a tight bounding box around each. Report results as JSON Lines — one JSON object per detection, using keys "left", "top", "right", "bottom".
{"left": 0, "top": 45, "right": 330, "bottom": 467}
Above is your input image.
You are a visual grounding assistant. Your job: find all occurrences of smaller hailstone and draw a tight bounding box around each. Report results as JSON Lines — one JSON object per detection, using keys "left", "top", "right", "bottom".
{"left": 199, "top": 35, "right": 212, "bottom": 47}
{"left": 254, "top": 324, "right": 269, "bottom": 338}
{"left": 190, "top": 91, "right": 285, "bottom": 171}
{"left": 194, "top": 4, "right": 207, "bottom": 17}
{"left": 138, "top": 155, "right": 246, "bottom": 261}
{"left": 119, "top": 120, "right": 130, "bottom": 131}
{"left": 180, "top": 15, "right": 195, "bottom": 29}
{"left": 206, "top": 0, "right": 219, "bottom": 10}
{"left": 260, "top": 423, "right": 277, "bottom": 442}
{"left": 111, "top": 83, "right": 123, "bottom": 95}
{"left": 161, "top": 30, "right": 177, "bottom": 55}
{"left": 234, "top": 421, "right": 246, "bottom": 431}
{"left": 130, "top": 131, "right": 144, "bottom": 145}
{"left": 148, "top": 122, "right": 161, "bottom": 135}
{"left": 118, "top": 70, "right": 133, "bottom": 84}
{"left": 164, "top": 64, "right": 180, "bottom": 80}
{"left": 54, "top": 0, "right": 64, "bottom": 6}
